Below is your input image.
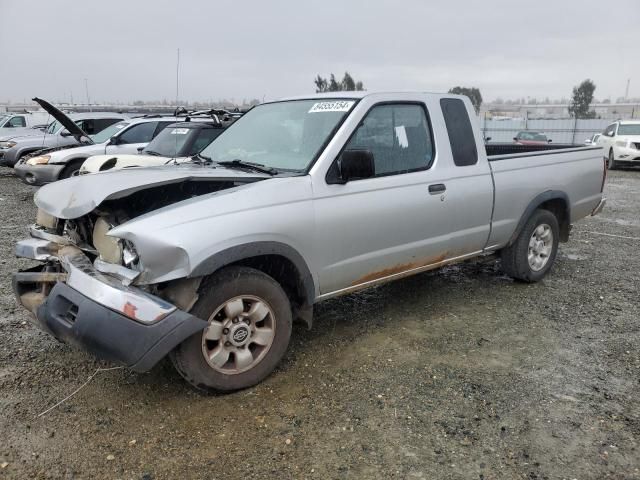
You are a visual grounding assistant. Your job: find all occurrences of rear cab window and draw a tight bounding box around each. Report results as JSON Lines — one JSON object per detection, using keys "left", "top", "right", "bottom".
{"left": 440, "top": 98, "right": 478, "bottom": 166}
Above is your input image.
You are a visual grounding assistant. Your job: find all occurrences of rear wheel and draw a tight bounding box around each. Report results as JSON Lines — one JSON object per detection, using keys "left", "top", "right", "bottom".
{"left": 170, "top": 266, "right": 292, "bottom": 392}
{"left": 501, "top": 209, "right": 559, "bottom": 282}
{"left": 607, "top": 149, "right": 618, "bottom": 170}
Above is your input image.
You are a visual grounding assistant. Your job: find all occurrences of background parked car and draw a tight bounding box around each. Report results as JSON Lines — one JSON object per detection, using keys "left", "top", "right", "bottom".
{"left": 0, "top": 111, "right": 51, "bottom": 136}
{"left": 584, "top": 133, "right": 601, "bottom": 146}
{"left": 80, "top": 113, "right": 238, "bottom": 174}
{"left": 596, "top": 120, "right": 640, "bottom": 169}
{"left": 0, "top": 108, "right": 126, "bottom": 168}
{"left": 513, "top": 131, "right": 552, "bottom": 145}
{"left": 15, "top": 115, "right": 224, "bottom": 185}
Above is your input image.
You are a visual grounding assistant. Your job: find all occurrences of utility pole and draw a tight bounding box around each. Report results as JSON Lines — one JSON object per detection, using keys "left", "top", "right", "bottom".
{"left": 175, "top": 48, "right": 180, "bottom": 107}
{"left": 84, "top": 78, "right": 92, "bottom": 112}
{"left": 625, "top": 78, "right": 630, "bottom": 100}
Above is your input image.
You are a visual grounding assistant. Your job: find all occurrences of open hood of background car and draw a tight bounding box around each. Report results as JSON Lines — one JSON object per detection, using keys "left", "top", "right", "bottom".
{"left": 32, "top": 97, "right": 94, "bottom": 145}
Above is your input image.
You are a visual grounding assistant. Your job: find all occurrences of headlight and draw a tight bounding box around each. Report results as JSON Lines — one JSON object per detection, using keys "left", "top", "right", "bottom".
{"left": 35, "top": 209, "right": 58, "bottom": 229}
{"left": 0, "top": 141, "right": 17, "bottom": 149}
{"left": 123, "top": 240, "right": 140, "bottom": 268}
{"left": 93, "top": 217, "right": 123, "bottom": 264}
{"left": 26, "top": 155, "right": 50, "bottom": 166}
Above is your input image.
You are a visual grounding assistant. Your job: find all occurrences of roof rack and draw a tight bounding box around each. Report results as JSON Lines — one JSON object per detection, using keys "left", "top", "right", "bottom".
{"left": 172, "top": 107, "right": 244, "bottom": 125}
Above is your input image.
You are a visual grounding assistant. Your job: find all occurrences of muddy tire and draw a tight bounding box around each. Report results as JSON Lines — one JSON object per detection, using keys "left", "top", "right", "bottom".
{"left": 500, "top": 209, "right": 559, "bottom": 282}
{"left": 170, "top": 266, "right": 292, "bottom": 392}
{"left": 59, "top": 160, "right": 84, "bottom": 179}
{"left": 607, "top": 149, "right": 618, "bottom": 170}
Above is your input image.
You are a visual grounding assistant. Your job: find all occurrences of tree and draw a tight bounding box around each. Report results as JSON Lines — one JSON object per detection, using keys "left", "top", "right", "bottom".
{"left": 328, "top": 74, "right": 341, "bottom": 92}
{"left": 568, "top": 79, "right": 596, "bottom": 118}
{"left": 448, "top": 86, "right": 483, "bottom": 114}
{"left": 314, "top": 72, "right": 365, "bottom": 92}
{"left": 314, "top": 75, "right": 328, "bottom": 94}
{"left": 341, "top": 72, "right": 356, "bottom": 91}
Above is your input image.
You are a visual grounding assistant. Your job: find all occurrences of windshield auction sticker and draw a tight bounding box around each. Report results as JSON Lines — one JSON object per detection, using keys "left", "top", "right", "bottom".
{"left": 170, "top": 128, "right": 189, "bottom": 135}
{"left": 308, "top": 101, "right": 355, "bottom": 113}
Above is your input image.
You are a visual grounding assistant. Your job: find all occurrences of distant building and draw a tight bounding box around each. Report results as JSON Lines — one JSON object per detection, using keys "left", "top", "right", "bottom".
{"left": 481, "top": 102, "right": 640, "bottom": 120}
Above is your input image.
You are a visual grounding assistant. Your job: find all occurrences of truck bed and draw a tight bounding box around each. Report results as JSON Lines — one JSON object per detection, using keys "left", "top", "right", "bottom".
{"left": 486, "top": 143, "right": 601, "bottom": 158}
{"left": 484, "top": 143, "right": 604, "bottom": 250}
{"left": 485, "top": 143, "right": 600, "bottom": 161}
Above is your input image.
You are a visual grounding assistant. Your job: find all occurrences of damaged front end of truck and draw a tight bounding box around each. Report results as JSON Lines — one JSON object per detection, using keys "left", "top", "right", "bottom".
{"left": 12, "top": 166, "right": 272, "bottom": 371}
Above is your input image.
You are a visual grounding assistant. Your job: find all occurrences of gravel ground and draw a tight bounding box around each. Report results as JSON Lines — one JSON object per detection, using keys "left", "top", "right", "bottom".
{"left": 0, "top": 167, "right": 638, "bottom": 480}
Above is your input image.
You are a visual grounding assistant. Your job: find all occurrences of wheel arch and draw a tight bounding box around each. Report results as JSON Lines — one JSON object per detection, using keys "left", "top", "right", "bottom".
{"left": 189, "top": 242, "right": 315, "bottom": 329}
{"left": 508, "top": 190, "right": 571, "bottom": 246}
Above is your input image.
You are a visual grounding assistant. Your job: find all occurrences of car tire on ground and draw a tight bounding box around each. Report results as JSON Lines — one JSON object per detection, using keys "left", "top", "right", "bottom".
{"left": 608, "top": 149, "right": 618, "bottom": 170}
{"left": 59, "top": 160, "right": 84, "bottom": 179}
{"left": 500, "top": 208, "right": 560, "bottom": 283}
{"left": 170, "top": 266, "right": 292, "bottom": 392}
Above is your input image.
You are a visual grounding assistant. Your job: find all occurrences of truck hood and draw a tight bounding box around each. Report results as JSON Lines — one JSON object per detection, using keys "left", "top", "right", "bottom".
{"left": 32, "top": 97, "right": 93, "bottom": 145}
{"left": 0, "top": 127, "right": 44, "bottom": 139}
{"left": 617, "top": 135, "right": 640, "bottom": 142}
{"left": 35, "top": 164, "right": 270, "bottom": 219}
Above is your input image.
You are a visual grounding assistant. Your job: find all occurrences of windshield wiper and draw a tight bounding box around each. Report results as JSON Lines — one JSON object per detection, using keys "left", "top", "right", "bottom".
{"left": 144, "top": 150, "right": 163, "bottom": 156}
{"left": 217, "top": 159, "right": 278, "bottom": 175}
{"left": 190, "top": 153, "right": 212, "bottom": 165}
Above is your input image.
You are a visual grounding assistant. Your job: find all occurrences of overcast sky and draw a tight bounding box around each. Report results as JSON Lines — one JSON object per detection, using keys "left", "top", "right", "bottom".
{"left": 1, "top": 0, "right": 638, "bottom": 104}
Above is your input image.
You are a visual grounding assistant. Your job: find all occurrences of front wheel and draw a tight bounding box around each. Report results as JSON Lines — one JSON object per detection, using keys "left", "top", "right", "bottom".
{"left": 59, "top": 160, "right": 84, "bottom": 179}
{"left": 170, "top": 266, "right": 292, "bottom": 392}
{"left": 500, "top": 209, "right": 560, "bottom": 282}
{"left": 608, "top": 149, "right": 618, "bottom": 170}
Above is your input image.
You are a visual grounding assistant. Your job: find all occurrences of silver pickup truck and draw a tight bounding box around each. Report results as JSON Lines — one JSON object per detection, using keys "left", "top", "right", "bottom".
{"left": 13, "top": 92, "right": 606, "bottom": 392}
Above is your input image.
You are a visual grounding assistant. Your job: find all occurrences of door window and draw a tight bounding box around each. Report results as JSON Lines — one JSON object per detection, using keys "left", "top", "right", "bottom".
{"left": 341, "top": 104, "right": 434, "bottom": 177}
{"left": 117, "top": 122, "right": 157, "bottom": 144}
{"left": 8, "top": 116, "right": 26, "bottom": 127}
{"left": 603, "top": 124, "right": 616, "bottom": 137}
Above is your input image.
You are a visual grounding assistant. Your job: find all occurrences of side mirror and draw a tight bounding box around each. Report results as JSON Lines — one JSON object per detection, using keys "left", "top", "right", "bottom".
{"left": 337, "top": 149, "right": 375, "bottom": 183}
{"left": 484, "top": 136, "right": 492, "bottom": 143}
{"left": 513, "top": 137, "right": 518, "bottom": 142}
{"left": 108, "top": 136, "right": 120, "bottom": 146}
{"left": 547, "top": 139, "right": 552, "bottom": 143}
{"left": 60, "top": 130, "right": 73, "bottom": 137}
{"left": 137, "top": 146, "right": 144, "bottom": 153}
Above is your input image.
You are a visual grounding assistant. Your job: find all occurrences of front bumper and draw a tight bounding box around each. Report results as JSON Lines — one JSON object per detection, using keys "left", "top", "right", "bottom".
{"left": 13, "top": 241, "right": 207, "bottom": 372}
{"left": 613, "top": 146, "right": 640, "bottom": 161}
{"left": 14, "top": 161, "right": 65, "bottom": 185}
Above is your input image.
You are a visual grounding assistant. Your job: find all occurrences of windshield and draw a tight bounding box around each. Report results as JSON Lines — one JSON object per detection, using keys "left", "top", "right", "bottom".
{"left": 144, "top": 126, "right": 194, "bottom": 157}
{"left": 0, "top": 115, "right": 9, "bottom": 127}
{"left": 199, "top": 99, "right": 357, "bottom": 171}
{"left": 90, "top": 121, "right": 129, "bottom": 143}
{"left": 46, "top": 121, "right": 63, "bottom": 134}
{"left": 617, "top": 124, "right": 640, "bottom": 136}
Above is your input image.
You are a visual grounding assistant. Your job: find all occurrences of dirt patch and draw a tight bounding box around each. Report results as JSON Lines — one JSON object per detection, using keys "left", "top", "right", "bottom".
{"left": 0, "top": 166, "right": 639, "bottom": 479}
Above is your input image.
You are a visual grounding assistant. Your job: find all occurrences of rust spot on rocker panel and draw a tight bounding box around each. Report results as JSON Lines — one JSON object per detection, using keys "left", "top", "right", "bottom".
{"left": 352, "top": 252, "right": 449, "bottom": 286}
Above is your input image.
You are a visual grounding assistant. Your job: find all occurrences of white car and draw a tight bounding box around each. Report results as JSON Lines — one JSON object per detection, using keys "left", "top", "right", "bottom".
{"left": 584, "top": 133, "right": 601, "bottom": 146}
{"left": 597, "top": 120, "right": 640, "bottom": 169}
{"left": 14, "top": 115, "right": 206, "bottom": 185}
{"left": 80, "top": 118, "right": 229, "bottom": 174}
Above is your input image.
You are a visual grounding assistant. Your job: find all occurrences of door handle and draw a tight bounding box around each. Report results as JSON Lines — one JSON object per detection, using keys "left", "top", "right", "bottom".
{"left": 428, "top": 183, "right": 446, "bottom": 194}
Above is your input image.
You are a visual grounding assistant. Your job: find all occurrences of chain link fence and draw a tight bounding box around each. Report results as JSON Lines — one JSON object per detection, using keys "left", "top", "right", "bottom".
{"left": 480, "top": 113, "right": 638, "bottom": 145}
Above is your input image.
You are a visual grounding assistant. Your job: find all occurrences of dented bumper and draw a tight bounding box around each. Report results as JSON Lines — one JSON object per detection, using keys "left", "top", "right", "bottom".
{"left": 13, "top": 241, "right": 207, "bottom": 371}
